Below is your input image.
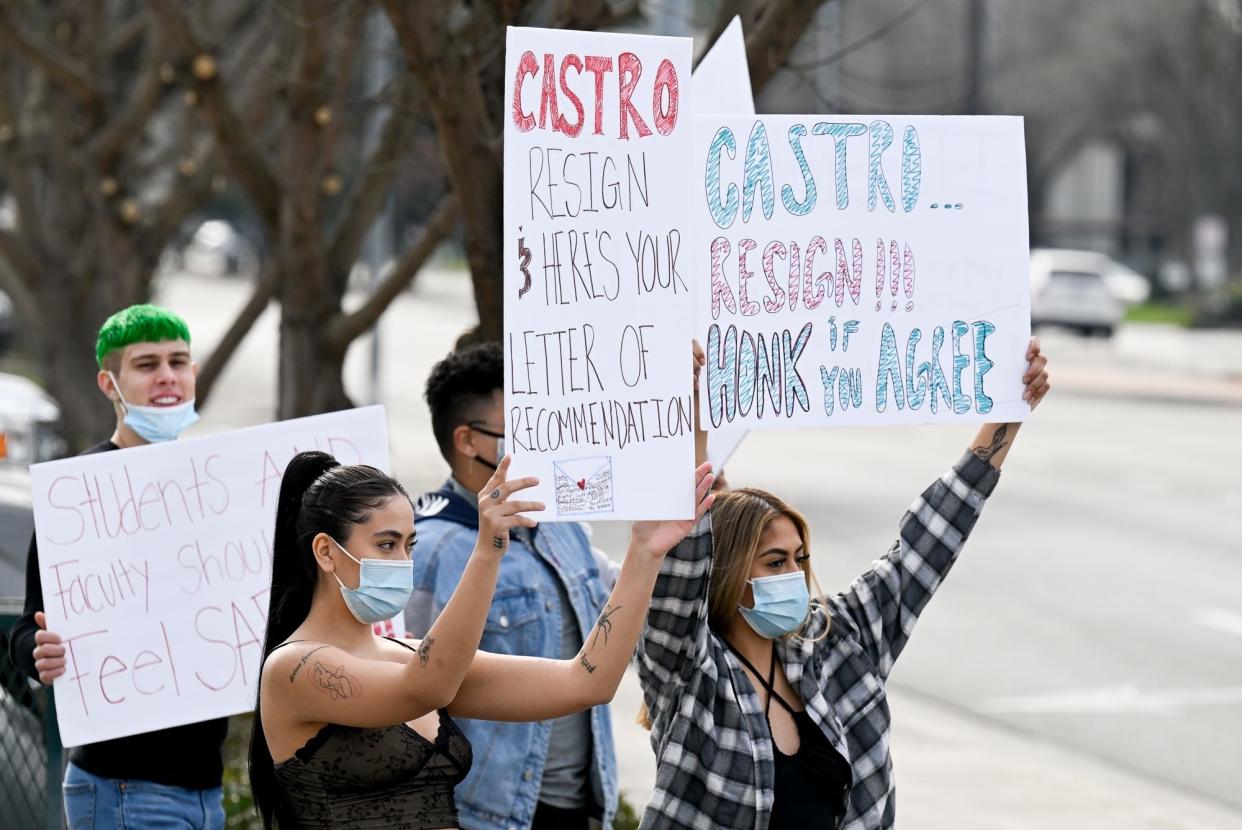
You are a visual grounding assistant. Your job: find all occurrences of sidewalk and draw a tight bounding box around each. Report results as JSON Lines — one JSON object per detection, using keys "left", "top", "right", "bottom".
{"left": 1037, "top": 324, "right": 1242, "bottom": 407}
{"left": 609, "top": 670, "right": 1242, "bottom": 829}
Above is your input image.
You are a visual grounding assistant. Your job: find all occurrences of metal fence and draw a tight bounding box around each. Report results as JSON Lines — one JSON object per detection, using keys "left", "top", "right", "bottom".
{"left": 0, "top": 598, "right": 63, "bottom": 830}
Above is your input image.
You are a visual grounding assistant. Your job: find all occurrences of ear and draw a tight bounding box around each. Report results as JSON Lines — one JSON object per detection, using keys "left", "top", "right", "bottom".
{"left": 310, "top": 532, "right": 337, "bottom": 574}
{"left": 97, "top": 369, "right": 119, "bottom": 401}
{"left": 450, "top": 424, "right": 476, "bottom": 460}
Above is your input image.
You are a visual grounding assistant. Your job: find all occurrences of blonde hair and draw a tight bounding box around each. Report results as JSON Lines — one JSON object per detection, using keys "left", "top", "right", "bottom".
{"left": 637, "top": 487, "right": 825, "bottom": 730}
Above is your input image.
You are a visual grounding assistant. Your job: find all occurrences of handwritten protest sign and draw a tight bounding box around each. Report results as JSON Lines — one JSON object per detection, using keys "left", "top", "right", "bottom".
{"left": 694, "top": 115, "right": 1031, "bottom": 429}
{"left": 693, "top": 16, "right": 751, "bottom": 473}
{"left": 31, "top": 407, "right": 389, "bottom": 747}
{"left": 504, "top": 27, "right": 695, "bottom": 519}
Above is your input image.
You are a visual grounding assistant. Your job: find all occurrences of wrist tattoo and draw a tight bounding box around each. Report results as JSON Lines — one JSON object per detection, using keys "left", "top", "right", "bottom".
{"left": 590, "top": 604, "right": 622, "bottom": 651}
{"left": 579, "top": 654, "right": 597, "bottom": 674}
{"left": 313, "top": 662, "right": 362, "bottom": 700}
{"left": 418, "top": 637, "right": 435, "bottom": 668}
{"left": 289, "top": 645, "right": 329, "bottom": 683}
{"left": 972, "top": 423, "right": 1011, "bottom": 463}
{"left": 492, "top": 536, "right": 505, "bottom": 549}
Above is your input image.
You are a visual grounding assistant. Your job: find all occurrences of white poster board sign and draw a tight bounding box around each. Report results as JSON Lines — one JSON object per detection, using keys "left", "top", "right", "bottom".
{"left": 504, "top": 27, "right": 695, "bottom": 520}
{"left": 694, "top": 115, "right": 1031, "bottom": 429}
{"left": 31, "top": 406, "right": 389, "bottom": 747}
{"left": 693, "top": 16, "right": 751, "bottom": 473}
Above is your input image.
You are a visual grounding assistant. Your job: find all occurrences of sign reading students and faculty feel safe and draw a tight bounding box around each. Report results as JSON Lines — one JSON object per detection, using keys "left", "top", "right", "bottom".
{"left": 31, "top": 407, "right": 389, "bottom": 747}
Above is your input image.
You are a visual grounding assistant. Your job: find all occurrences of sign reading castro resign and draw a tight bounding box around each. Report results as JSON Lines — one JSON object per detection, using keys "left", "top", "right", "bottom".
{"left": 503, "top": 26, "right": 696, "bottom": 520}
{"left": 694, "top": 114, "right": 1032, "bottom": 429}
{"left": 30, "top": 406, "right": 389, "bottom": 747}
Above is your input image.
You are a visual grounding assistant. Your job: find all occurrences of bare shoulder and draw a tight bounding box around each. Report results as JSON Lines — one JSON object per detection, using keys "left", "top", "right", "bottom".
{"left": 262, "top": 642, "right": 344, "bottom": 690}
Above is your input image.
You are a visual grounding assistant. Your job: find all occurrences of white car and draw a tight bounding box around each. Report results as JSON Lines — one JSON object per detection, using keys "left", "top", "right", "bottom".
{"left": 0, "top": 373, "right": 65, "bottom": 466}
{"left": 1029, "top": 248, "right": 1147, "bottom": 337}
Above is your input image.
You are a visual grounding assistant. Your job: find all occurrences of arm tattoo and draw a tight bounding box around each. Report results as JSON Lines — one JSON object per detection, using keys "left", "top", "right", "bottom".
{"left": 313, "top": 662, "right": 363, "bottom": 700}
{"left": 289, "top": 645, "right": 330, "bottom": 683}
{"left": 972, "top": 423, "right": 1011, "bottom": 463}
{"left": 579, "top": 655, "right": 597, "bottom": 674}
{"left": 492, "top": 536, "right": 505, "bottom": 549}
{"left": 590, "top": 604, "right": 622, "bottom": 651}
{"left": 418, "top": 637, "right": 435, "bottom": 668}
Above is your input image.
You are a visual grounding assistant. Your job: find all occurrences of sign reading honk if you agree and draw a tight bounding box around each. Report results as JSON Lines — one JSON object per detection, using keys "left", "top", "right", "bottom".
{"left": 31, "top": 407, "right": 388, "bottom": 747}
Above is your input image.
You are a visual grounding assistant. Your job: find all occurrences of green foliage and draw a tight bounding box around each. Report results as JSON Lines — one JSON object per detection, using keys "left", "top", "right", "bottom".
{"left": 614, "top": 792, "right": 642, "bottom": 830}
{"left": 1124, "top": 301, "right": 1194, "bottom": 327}
{"left": 223, "top": 714, "right": 263, "bottom": 830}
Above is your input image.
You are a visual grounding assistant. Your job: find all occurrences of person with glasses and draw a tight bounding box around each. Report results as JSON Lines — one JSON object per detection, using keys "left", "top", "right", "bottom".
{"left": 407, "top": 342, "right": 622, "bottom": 830}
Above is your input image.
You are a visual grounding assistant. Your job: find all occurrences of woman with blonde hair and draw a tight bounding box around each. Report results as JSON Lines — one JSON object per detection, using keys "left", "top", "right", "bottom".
{"left": 637, "top": 340, "right": 1050, "bottom": 829}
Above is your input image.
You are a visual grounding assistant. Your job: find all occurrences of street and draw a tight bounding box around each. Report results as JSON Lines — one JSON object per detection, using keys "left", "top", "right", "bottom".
{"left": 3, "top": 269, "right": 1240, "bottom": 826}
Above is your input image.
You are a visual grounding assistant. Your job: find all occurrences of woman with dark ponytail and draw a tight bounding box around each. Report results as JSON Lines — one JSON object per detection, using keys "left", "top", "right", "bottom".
{"left": 250, "top": 450, "right": 715, "bottom": 829}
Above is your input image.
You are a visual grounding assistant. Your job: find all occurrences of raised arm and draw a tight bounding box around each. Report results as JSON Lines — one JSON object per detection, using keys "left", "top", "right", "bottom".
{"left": 833, "top": 338, "right": 1049, "bottom": 676}
{"left": 265, "top": 457, "right": 541, "bottom": 728}
{"left": 446, "top": 463, "right": 716, "bottom": 722}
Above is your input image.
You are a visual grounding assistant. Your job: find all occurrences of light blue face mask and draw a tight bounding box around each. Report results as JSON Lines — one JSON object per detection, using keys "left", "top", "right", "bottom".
{"left": 330, "top": 538, "right": 414, "bottom": 625}
{"left": 108, "top": 371, "right": 199, "bottom": 443}
{"left": 738, "top": 571, "right": 810, "bottom": 639}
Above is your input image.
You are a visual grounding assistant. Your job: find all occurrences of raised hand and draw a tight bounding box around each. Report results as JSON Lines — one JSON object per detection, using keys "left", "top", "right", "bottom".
{"left": 1023, "top": 336, "right": 1051, "bottom": 409}
{"left": 476, "top": 455, "right": 543, "bottom": 555}
{"left": 631, "top": 463, "right": 715, "bottom": 560}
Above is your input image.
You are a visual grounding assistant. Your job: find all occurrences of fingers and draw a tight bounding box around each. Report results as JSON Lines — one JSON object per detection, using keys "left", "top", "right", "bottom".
{"left": 35, "top": 610, "right": 47, "bottom": 630}
{"left": 695, "top": 492, "right": 717, "bottom": 521}
{"left": 478, "top": 454, "right": 514, "bottom": 499}
{"left": 34, "top": 628, "right": 62, "bottom": 646}
{"left": 486, "top": 475, "right": 540, "bottom": 502}
{"left": 499, "top": 499, "right": 546, "bottom": 515}
{"left": 1027, "top": 335, "right": 1041, "bottom": 360}
{"left": 38, "top": 665, "right": 66, "bottom": 685}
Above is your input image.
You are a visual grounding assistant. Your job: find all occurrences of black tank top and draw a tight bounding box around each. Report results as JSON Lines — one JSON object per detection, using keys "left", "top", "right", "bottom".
{"left": 727, "top": 643, "right": 852, "bottom": 829}
{"left": 268, "top": 638, "right": 472, "bottom": 829}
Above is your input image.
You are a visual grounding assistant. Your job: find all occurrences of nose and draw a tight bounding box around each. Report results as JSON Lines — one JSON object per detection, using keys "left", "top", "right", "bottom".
{"left": 154, "top": 360, "right": 178, "bottom": 385}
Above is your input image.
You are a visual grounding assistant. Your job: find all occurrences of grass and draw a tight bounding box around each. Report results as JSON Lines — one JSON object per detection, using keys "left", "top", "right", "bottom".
{"left": 1124, "top": 301, "right": 1195, "bottom": 327}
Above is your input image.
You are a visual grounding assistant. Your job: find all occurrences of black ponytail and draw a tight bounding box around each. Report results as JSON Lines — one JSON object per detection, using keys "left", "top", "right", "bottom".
{"left": 248, "top": 451, "right": 412, "bottom": 828}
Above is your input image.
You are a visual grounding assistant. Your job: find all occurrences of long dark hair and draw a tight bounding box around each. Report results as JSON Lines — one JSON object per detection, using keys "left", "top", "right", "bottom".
{"left": 248, "top": 450, "right": 412, "bottom": 828}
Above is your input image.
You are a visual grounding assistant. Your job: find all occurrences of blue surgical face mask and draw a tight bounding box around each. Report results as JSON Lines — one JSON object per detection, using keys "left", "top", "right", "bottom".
{"left": 108, "top": 371, "right": 199, "bottom": 443}
{"left": 738, "top": 571, "right": 810, "bottom": 639}
{"left": 330, "top": 537, "right": 413, "bottom": 625}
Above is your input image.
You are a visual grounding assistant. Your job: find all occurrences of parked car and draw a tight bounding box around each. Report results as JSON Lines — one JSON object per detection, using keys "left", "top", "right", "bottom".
{"left": 0, "top": 373, "right": 65, "bottom": 467}
{"left": 1029, "top": 248, "right": 1136, "bottom": 337}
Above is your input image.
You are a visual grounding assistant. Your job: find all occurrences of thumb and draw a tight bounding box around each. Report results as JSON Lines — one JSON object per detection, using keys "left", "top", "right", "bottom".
{"left": 34, "top": 611, "right": 47, "bottom": 630}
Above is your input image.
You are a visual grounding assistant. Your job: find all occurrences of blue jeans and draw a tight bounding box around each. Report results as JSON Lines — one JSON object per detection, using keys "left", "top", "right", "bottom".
{"left": 62, "top": 763, "right": 225, "bottom": 830}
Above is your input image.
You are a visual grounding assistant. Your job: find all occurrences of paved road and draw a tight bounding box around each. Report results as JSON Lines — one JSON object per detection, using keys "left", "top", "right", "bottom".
{"left": 3, "top": 270, "right": 1239, "bottom": 824}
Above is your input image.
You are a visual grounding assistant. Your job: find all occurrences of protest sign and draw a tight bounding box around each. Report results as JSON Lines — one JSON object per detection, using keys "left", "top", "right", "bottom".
{"left": 31, "top": 406, "right": 389, "bottom": 747}
{"left": 504, "top": 27, "right": 695, "bottom": 519}
{"left": 694, "top": 115, "right": 1031, "bottom": 429}
{"left": 693, "top": 16, "right": 751, "bottom": 474}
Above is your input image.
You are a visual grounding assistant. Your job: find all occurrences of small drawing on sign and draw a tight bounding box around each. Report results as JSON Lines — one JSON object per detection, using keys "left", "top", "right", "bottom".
{"left": 553, "top": 456, "right": 614, "bottom": 516}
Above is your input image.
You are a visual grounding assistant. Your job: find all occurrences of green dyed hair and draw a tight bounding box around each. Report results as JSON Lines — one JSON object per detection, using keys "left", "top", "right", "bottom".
{"left": 95, "top": 304, "right": 192, "bottom": 368}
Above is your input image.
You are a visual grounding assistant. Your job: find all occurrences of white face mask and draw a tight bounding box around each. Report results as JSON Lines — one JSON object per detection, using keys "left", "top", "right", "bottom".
{"left": 107, "top": 371, "right": 199, "bottom": 443}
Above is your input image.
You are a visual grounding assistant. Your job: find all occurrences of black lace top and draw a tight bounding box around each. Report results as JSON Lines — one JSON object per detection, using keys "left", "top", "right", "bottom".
{"left": 271, "top": 641, "right": 472, "bottom": 829}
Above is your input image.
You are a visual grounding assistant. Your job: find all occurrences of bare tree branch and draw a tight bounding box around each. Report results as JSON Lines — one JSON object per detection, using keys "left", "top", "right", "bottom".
{"left": 0, "top": 226, "right": 40, "bottom": 287}
{"left": 147, "top": 0, "right": 282, "bottom": 230}
{"left": 0, "top": 5, "right": 102, "bottom": 112}
{"left": 326, "top": 193, "right": 458, "bottom": 350}
{"left": 791, "top": 0, "right": 929, "bottom": 71}
{"left": 328, "top": 77, "right": 419, "bottom": 275}
{"left": 744, "top": 0, "right": 840, "bottom": 95}
{"left": 91, "top": 26, "right": 171, "bottom": 170}
{"left": 196, "top": 262, "right": 281, "bottom": 408}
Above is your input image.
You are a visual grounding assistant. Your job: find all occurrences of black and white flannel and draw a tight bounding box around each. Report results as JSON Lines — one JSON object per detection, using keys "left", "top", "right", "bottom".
{"left": 636, "top": 451, "right": 1001, "bottom": 829}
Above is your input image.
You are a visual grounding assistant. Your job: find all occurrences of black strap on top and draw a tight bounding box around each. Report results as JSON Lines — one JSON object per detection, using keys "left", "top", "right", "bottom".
{"left": 725, "top": 641, "right": 799, "bottom": 720}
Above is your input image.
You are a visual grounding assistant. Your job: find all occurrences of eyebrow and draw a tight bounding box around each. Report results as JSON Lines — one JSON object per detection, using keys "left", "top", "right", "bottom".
{"left": 129, "top": 350, "right": 191, "bottom": 363}
{"left": 761, "top": 545, "right": 805, "bottom": 557}
{"left": 371, "top": 529, "right": 417, "bottom": 542}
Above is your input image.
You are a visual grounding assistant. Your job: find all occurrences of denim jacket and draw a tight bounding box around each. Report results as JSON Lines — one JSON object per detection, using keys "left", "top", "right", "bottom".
{"left": 406, "top": 480, "right": 619, "bottom": 830}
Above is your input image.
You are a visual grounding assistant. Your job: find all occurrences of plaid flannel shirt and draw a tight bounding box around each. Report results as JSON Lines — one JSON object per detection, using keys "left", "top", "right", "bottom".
{"left": 636, "top": 451, "right": 1000, "bottom": 830}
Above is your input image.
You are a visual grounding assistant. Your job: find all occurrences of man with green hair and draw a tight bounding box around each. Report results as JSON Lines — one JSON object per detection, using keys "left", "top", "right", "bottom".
{"left": 9, "top": 304, "right": 226, "bottom": 829}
